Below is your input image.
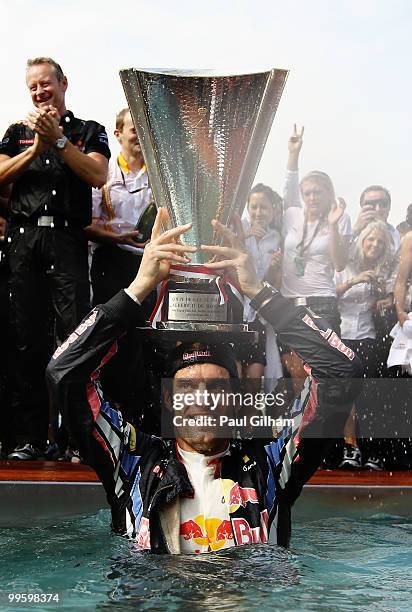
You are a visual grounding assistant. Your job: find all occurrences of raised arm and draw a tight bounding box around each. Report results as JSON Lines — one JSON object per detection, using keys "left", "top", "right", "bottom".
{"left": 283, "top": 124, "right": 304, "bottom": 209}
{"left": 46, "top": 209, "right": 196, "bottom": 475}
{"left": 328, "top": 199, "right": 351, "bottom": 271}
{"left": 202, "top": 222, "right": 363, "bottom": 507}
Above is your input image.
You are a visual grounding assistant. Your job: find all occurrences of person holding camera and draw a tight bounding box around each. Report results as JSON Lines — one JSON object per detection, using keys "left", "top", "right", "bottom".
{"left": 335, "top": 221, "right": 394, "bottom": 469}
{"left": 353, "top": 186, "right": 400, "bottom": 252}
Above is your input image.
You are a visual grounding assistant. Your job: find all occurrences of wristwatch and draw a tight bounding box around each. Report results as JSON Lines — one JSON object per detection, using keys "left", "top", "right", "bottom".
{"left": 55, "top": 135, "right": 68, "bottom": 150}
{"left": 249, "top": 282, "right": 278, "bottom": 312}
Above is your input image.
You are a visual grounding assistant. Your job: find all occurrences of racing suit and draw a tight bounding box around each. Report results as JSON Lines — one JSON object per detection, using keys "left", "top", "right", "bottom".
{"left": 46, "top": 290, "right": 363, "bottom": 553}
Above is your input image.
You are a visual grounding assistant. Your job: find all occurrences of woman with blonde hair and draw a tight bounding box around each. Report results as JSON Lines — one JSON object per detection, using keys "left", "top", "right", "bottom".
{"left": 336, "top": 220, "right": 394, "bottom": 469}
{"left": 279, "top": 125, "right": 352, "bottom": 394}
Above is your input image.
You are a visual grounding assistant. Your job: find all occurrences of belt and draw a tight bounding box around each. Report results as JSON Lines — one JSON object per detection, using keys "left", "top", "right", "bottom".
{"left": 293, "top": 297, "right": 307, "bottom": 307}
{"left": 292, "top": 297, "right": 338, "bottom": 307}
{"left": 11, "top": 215, "right": 70, "bottom": 228}
{"left": 36, "top": 215, "right": 68, "bottom": 228}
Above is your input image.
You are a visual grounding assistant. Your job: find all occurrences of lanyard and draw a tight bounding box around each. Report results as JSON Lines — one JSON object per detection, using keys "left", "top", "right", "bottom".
{"left": 120, "top": 168, "right": 149, "bottom": 195}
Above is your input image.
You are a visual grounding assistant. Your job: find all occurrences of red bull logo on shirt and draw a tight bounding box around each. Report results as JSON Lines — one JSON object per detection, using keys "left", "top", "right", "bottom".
{"left": 180, "top": 515, "right": 234, "bottom": 552}
{"left": 222, "top": 479, "right": 259, "bottom": 513}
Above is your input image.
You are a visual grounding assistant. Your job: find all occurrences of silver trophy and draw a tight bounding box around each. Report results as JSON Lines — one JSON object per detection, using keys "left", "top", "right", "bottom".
{"left": 120, "top": 68, "right": 288, "bottom": 341}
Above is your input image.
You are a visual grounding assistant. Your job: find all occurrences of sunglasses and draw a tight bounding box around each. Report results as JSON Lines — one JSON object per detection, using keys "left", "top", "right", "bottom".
{"left": 361, "top": 199, "right": 390, "bottom": 209}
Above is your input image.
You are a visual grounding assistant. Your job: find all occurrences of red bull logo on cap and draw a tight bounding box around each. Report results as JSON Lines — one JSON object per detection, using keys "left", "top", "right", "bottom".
{"left": 182, "top": 350, "right": 212, "bottom": 362}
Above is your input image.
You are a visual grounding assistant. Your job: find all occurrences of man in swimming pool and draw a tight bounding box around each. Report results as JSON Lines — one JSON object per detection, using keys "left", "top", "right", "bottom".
{"left": 46, "top": 208, "right": 362, "bottom": 553}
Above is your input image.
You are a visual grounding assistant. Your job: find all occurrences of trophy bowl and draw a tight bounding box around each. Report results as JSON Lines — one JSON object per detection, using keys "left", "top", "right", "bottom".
{"left": 120, "top": 68, "right": 288, "bottom": 343}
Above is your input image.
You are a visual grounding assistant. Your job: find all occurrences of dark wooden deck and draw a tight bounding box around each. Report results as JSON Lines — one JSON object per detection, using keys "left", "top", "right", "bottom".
{"left": 1, "top": 460, "right": 411, "bottom": 486}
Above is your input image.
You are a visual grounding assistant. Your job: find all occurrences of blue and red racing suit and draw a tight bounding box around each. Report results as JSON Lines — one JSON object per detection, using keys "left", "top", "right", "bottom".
{"left": 46, "top": 290, "right": 362, "bottom": 553}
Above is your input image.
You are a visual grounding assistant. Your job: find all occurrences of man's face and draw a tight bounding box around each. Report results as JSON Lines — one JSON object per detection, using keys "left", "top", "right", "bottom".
{"left": 26, "top": 63, "right": 67, "bottom": 112}
{"left": 361, "top": 189, "right": 391, "bottom": 222}
{"left": 115, "top": 112, "right": 141, "bottom": 157}
{"left": 172, "top": 363, "right": 233, "bottom": 454}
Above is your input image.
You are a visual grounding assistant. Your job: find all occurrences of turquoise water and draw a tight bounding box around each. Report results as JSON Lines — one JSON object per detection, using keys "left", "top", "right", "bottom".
{"left": 1, "top": 510, "right": 412, "bottom": 611}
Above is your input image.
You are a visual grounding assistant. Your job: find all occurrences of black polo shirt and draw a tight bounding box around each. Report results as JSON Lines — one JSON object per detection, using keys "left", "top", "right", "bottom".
{"left": 0, "top": 111, "right": 111, "bottom": 227}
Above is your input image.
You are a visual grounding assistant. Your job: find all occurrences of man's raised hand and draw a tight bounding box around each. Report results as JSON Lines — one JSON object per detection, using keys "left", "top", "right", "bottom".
{"left": 128, "top": 208, "right": 197, "bottom": 302}
{"left": 287, "top": 124, "right": 304, "bottom": 171}
{"left": 288, "top": 123, "right": 304, "bottom": 155}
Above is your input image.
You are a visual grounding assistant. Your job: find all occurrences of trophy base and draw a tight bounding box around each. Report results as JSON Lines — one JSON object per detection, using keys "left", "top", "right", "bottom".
{"left": 136, "top": 323, "right": 258, "bottom": 345}
{"left": 157, "top": 321, "right": 248, "bottom": 332}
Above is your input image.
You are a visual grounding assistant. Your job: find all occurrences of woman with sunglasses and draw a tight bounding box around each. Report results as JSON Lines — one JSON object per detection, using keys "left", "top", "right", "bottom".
{"left": 353, "top": 186, "right": 400, "bottom": 253}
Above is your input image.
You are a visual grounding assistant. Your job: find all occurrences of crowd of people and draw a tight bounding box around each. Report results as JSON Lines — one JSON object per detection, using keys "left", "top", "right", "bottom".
{"left": 0, "top": 57, "right": 411, "bottom": 474}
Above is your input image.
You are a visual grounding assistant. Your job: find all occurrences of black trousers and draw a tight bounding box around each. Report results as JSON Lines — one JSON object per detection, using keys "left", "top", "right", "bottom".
{"left": 91, "top": 245, "right": 151, "bottom": 314}
{"left": 0, "top": 245, "right": 13, "bottom": 453}
{"left": 8, "top": 224, "right": 90, "bottom": 446}
{"left": 90, "top": 245, "right": 157, "bottom": 427}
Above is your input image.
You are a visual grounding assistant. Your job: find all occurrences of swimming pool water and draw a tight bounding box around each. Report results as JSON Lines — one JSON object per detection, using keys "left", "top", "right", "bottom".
{"left": 1, "top": 509, "right": 411, "bottom": 611}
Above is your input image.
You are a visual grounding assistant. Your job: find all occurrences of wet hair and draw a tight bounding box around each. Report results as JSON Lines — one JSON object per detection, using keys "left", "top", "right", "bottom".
{"left": 248, "top": 183, "right": 283, "bottom": 210}
{"left": 26, "top": 57, "right": 65, "bottom": 82}
{"left": 360, "top": 185, "right": 391, "bottom": 208}
{"left": 115, "top": 108, "right": 131, "bottom": 131}
{"left": 353, "top": 220, "right": 393, "bottom": 275}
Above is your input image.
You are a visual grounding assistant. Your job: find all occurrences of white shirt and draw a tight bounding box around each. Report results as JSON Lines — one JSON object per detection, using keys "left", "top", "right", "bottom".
{"left": 387, "top": 223, "right": 401, "bottom": 252}
{"left": 335, "top": 266, "right": 377, "bottom": 339}
{"left": 387, "top": 315, "right": 412, "bottom": 373}
{"left": 241, "top": 218, "right": 281, "bottom": 322}
{"left": 241, "top": 218, "right": 283, "bottom": 386}
{"left": 178, "top": 445, "right": 235, "bottom": 554}
{"left": 91, "top": 153, "right": 152, "bottom": 254}
{"left": 281, "top": 170, "right": 352, "bottom": 298}
{"left": 281, "top": 206, "right": 352, "bottom": 298}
